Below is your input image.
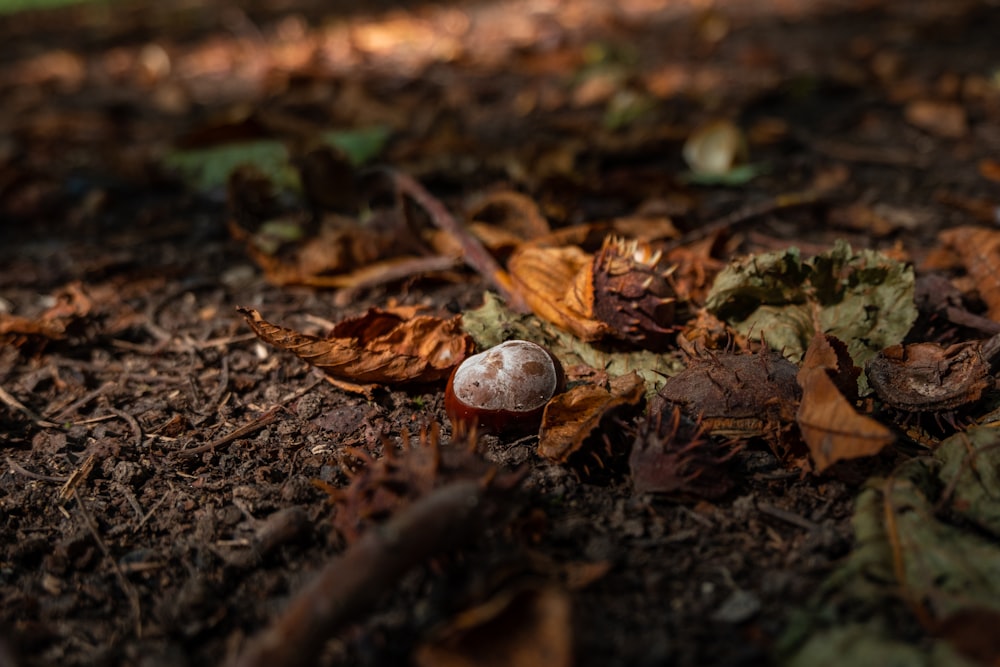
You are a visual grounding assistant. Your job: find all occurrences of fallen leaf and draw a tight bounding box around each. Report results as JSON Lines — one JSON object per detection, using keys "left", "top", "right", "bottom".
{"left": 705, "top": 240, "right": 917, "bottom": 366}
{"left": 537, "top": 372, "right": 646, "bottom": 477}
{"left": 796, "top": 334, "right": 893, "bottom": 472}
{"left": 508, "top": 235, "right": 677, "bottom": 348}
{"left": 904, "top": 99, "right": 968, "bottom": 139}
{"left": 414, "top": 584, "right": 572, "bottom": 667}
{"left": 936, "top": 226, "right": 1000, "bottom": 321}
{"left": 780, "top": 427, "right": 1000, "bottom": 666}
{"left": 238, "top": 306, "right": 473, "bottom": 396}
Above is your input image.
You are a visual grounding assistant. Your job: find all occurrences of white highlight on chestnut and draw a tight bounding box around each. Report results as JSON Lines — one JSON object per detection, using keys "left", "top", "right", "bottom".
{"left": 450, "top": 340, "right": 559, "bottom": 412}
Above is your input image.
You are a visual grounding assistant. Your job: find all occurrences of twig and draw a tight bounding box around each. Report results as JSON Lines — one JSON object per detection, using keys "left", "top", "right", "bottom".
{"left": 107, "top": 407, "right": 143, "bottom": 448}
{"left": 0, "top": 384, "right": 60, "bottom": 428}
{"left": 73, "top": 487, "right": 143, "bottom": 638}
{"left": 234, "top": 479, "right": 491, "bottom": 667}
{"left": 756, "top": 501, "right": 818, "bottom": 531}
{"left": 172, "top": 377, "right": 322, "bottom": 459}
{"left": 5, "top": 457, "right": 69, "bottom": 483}
{"left": 172, "top": 406, "right": 281, "bottom": 460}
{"left": 389, "top": 170, "right": 530, "bottom": 313}
{"left": 46, "top": 381, "right": 114, "bottom": 422}
{"left": 676, "top": 188, "right": 827, "bottom": 247}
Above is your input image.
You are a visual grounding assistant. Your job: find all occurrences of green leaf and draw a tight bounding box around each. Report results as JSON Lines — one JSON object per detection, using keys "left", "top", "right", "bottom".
{"left": 682, "top": 162, "right": 769, "bottom": 186}
{"left": 320, "top": 126, "right": 392, "bottom": 166}
{"left": 163, "top": 126, "right": 390, "bottom": 194}
{"left": 778, "top": 426, "right": 1000, "bottom": 667}
{"left": 163, "top": 140, "right": 300, "bottom": 194}
{"left": 705, "top": 240, "right": 916, "bottom": 366}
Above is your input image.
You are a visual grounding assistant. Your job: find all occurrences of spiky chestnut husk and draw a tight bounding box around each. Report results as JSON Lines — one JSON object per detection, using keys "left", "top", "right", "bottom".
{"left": 590, "top": 236, "right": 677, "bottom": 349}
{"left": 630, "top": 401, "right": 736, "bottom": 499}
{"left": 444, "top": 340, "right": 565, "bottom": 437}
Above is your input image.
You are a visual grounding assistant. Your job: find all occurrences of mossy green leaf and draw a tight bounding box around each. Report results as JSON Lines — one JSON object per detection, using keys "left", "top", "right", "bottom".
{"left": 163, "top": 140, "right": 300, "bottom": 194}
{"left": 779, "top": 426, "right": 1000, "bottom": 667}
{"left": 320, "top": 126, "right": 391, "bottom": 166}
{"left": 705, "top": 240, "right": 916, "bottom": 365}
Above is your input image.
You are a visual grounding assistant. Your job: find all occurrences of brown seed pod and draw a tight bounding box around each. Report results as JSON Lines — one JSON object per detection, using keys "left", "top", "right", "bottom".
{"left": 508, "top": 234, "right": 678, "bottom": 349}
{"left": 630, "top": 403, "right": 736, "bottom": 499}
{"left": 445, "top": 340, "right": 565, "bottom": 437}
{"left": 590, "top": 236, "right": 677, "bottom": 349}
{"left": 656, "top": 348, "right": 801, "bottom": 442}
{"left": 865, "top": 338, "right": 995, "bottom": 413}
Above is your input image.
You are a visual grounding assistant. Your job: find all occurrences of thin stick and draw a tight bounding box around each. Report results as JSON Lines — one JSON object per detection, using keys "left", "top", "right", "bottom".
{"left": 172, "top": 377, "right": 322, "bottom": 459}
{"left": 675, "top": 188, "right": 827, "bottom": 247}
{"left": 390, "top": 170, "right": 530, "bottom": 313}
{"left": 234, "top": 479, "right": 489, "bottom": 667}
{"left": 73, "top": 488, "right": 143, "bottom": 638}
{"left": 172, "top": 406, "right": 281, "bottom": 459}
{"left": 5, "top": 456, "right": 69, "bottom": 483}
{"left": 0, "top": 384, "right": 60, "bottom": 428}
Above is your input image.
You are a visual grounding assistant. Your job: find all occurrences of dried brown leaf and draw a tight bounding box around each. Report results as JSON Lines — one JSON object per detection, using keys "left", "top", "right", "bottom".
{"left": 904, "top": 99, "right": 968, "bottom": 138}
{"left": 537, "top": 372, "right": 646, "bottom": 474}
{"left": 414, "top": 584, "right": 572, "bottom": 667}
{"left": 238, "top": 306, "right": 473, "bottom": 394}
{"left": 937, "top": 226, "right": 1000, "bottom": 321}
{"left": 508, "top": 244, "right": 609, "bottom": 341}
{"left": 797, "top": 334, "right": 893, "bottom": 473}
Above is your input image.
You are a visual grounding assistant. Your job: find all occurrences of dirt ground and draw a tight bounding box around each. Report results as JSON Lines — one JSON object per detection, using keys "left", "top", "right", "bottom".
{"left": 3, "top": 0, "right": 1000, "bottom": 665}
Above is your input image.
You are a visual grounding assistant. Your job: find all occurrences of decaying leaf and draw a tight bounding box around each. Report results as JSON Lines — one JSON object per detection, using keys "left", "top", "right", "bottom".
{"left": 414, "top": 583, "right": 572, "bottom": 667}
{"left": 865, "top": 335, "right": 997, "bottom": 414}
{"left": 537, "top": 372, "right": 646, "bottom": 477}
{"left": 935, "top": 226, "right": 1000, "bottom": 322}
{"left": 630, "top": 403, "right": 735, "bottom": 499}
{"left": 239, "top": 306, "right": 473, "bottom": 396}
{"left": 228, "top": 168, "right": 430, "bottom": 289}
{"left": 461, "top": 292, "right": 683, "bottom": 395}
{"left": 780, "top": 427, "right": 1000, "bottom": 667}
{"left": 0, "top": 281, "right": 93, "bottom": 346}
{"left": 796, "top": 334, "right": 893, "bottom": 472}
{"left": 508, "top": 235, "right": 677, "bottom": 349}
{"left": 904, "top": 99, "right": 968, "bottom": 139}
{"left": 705, "top": 240, "right": 917, "bottom": 366}
{"left": 656, "top": 347, "right": 801, "bottom": 445}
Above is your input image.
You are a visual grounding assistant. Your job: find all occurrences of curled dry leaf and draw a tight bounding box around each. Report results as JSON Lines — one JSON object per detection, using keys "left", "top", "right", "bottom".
{"left": 537, "top": 372, "right": 646, "bottom": 478}
{"left": 796, "top": 334, "right": 893, "bottom": 473}
{"left": 414, "top": 583, "right": 572, "bottom": 667}
{"left": 0, "top": 281, "right": 94, "bottom": 346}
{"left": 630, "top": 403, "right": 735, "bottom": 500}
{"left": 865, "top": 335, "right": 997, "bottom": 414}
{"left": 228, "top": 168, "right": 423, "bottom": 288}
{"left": 656, "top": 348, "right": 801, "bottom": 447}
{"left": 509, "top": 235, "right": 677, "bottom": 349}
{"left": 239, "top": 306, "right": 474, "bottom": 396}
{"left": 903, "top": 99, "right": 968, "bottom": 139}
{"left": 935, "top": 226, "right": 1000, "bottom": 322}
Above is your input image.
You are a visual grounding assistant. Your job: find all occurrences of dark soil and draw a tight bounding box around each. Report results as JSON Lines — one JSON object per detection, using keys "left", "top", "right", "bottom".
{"left": 2, "top": 1, "right": 999, "bottom": 665}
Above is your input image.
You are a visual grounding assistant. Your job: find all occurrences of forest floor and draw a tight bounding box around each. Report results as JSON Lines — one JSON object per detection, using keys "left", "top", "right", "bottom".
{"left": 4, "top": 1, "right": 1000, "bottom": 666}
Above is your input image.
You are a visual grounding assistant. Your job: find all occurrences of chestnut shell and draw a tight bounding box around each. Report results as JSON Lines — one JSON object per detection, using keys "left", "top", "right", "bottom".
{"left": 444, "top": 340, "right": 565, "bottom": 436}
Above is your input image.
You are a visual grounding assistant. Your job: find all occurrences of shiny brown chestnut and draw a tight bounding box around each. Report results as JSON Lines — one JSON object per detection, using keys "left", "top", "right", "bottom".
{"left": 444, "top": 340, "right": 565, "bottom": 436}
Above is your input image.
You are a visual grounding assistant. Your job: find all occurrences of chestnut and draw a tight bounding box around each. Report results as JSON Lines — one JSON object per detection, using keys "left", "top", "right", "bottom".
{"left": 444, "top": 340, "right": 565, "bottom": 436}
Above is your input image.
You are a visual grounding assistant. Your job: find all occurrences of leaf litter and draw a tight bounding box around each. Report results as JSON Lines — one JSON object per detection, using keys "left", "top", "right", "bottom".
{"left": 5, "top": 2, "right": 1000, "bottom": 667}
